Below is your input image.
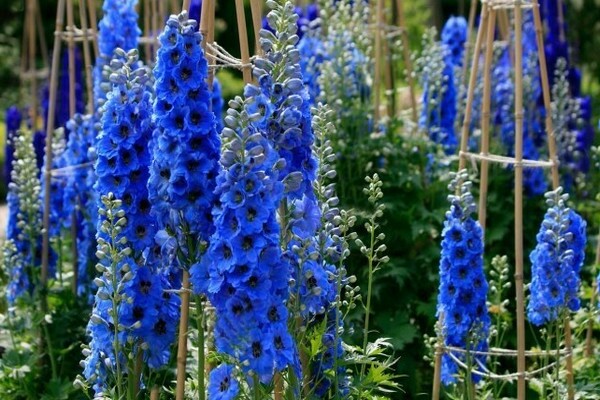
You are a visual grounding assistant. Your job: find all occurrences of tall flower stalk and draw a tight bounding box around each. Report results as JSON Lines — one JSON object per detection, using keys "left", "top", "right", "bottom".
{"left": 436, "top": 170, "right": 490, "bottom": 386}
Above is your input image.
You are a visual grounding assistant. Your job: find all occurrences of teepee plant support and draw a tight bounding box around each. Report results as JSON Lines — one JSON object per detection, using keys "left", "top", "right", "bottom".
{"left": 41, "top": 0, "right": 98, "bottom": 302}
{"left": 431, "top": 1, "right": 575, "bottom": 399}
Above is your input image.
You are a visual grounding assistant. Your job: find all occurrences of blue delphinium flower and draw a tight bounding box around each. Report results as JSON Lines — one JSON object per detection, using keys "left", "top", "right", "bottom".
{"left": 437, "top": 170, "right": 490, "bottom": 385}
{"left": 201, "top": 85, "right": 296, "bottom": 388}
{"left": 207, "top": 364, "right": 240, "bottom": 400}
{"left": 83, "top": 51, "right": 180, "bottom": 396}
{"left": 418, "top": 30, "right": 458, "bottom": 154}
{"left": 212, "top": 77, "right": 225, "bottom": 133}
{"left": 94, "top": 0, "right": 141, "bottom": 108}
{"left": 528, "top": 188, "right": 587, "bottom": 326}
{"left": 492, "top": 45, "right": 547, "bottom": 196}
{"left": 148, "top": 12, "right": 220, "bottom": 281}
{"left": 4, "top": 106, "right": 22, "bottom": 184}
{"left": 5, "top": 131, "right": 45, "bottom": 304}
{"left": 298, "top": 32, "right": 328, "bottom": 103}
{"left": 441, "top": 16, "right": 467, "bottom": 68}
{"left": 40, "top": 128, "right": 67, "bottom": 241}
{"left": 301, "top": 104, "right": 351, "bottom": 397}
{"left": 62, "top": 114, "right": 98, "bottom": 296}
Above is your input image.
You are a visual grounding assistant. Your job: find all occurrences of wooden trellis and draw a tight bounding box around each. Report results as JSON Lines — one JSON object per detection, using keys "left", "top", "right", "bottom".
{"left": 40, "top": 0, "right": 98, "bottom": 300}
{"left": 19, "top": 0, "right": 49, "bottom": 130}
{"left": 431, "top": 1, "right": 575, "bottom": 400}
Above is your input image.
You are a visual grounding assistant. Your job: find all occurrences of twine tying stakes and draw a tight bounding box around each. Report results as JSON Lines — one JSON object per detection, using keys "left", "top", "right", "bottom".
{"left": 432, "top": 1, "right": 574, "bottom": 399}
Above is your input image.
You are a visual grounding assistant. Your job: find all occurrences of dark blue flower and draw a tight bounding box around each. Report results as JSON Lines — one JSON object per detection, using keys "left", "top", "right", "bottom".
{"left": 436, "top": 171, "right": 490, "bottom": 385}
{"left": 527, "top": 188, "right": 586, "bottom": 325}
{"left": 148, "top": 12, "right": 220, "bottom": 278}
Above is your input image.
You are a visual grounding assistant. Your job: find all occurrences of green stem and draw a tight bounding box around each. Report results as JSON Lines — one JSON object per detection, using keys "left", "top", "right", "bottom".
{"left": 359, "top": 216, "right": 376, "bottom": 382}
{"left": 554, "top": 320, "right": 561, "bottom": 400}
{"left": 253, "top": 375, "right": 260, "bottom": 400}
{"left": 195, "top": 295, "right": 206, "bottom": 400}
{"left": 42, "top": 321, "right": 58, "bottom": 380}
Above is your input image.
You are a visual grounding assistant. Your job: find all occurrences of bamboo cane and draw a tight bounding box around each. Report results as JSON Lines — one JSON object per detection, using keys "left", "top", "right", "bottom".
{"left": 143, "top": 0, "right": 152, "bottom": 64}
{"left": 235, "top": 0, "right": 252, "bottom": 84}
{"left": 86, "top": 0, "right": 99, "bottom": 59}
{"left": 395, "top": 0, "right": 418, "bottom": 133}
{"left": 150, "top": 387, "right": 160, "bottom": 400}
{"left": 477, "top": 6, "right": 496, "bottom": 234}
{"left": 514, "top": 3, "right": 527, "bottom": 399}
{"left": 175, "top": 270, "right": 191, "bottom": 400}
{"left": 461, "top": 0, "right": 478, "bottom": 89}
{"left": 27, "top": 0, "right": 38, "bottom": 128}
{"left": 78, "top": 0, "right": 95, "bottom": 112}
{"left": 458, "top": 3, "right": 488, "bottom": 171}
{"left": 250, "top": 0, "right": 263, "bottom": 55}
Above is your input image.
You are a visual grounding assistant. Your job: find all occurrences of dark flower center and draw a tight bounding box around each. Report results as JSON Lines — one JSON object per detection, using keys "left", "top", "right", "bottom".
{"left": 154, "top": 319, "right": 167, "bottom": 335}
{"left": 252, "top": 341, "right": 262, "bottom": 358}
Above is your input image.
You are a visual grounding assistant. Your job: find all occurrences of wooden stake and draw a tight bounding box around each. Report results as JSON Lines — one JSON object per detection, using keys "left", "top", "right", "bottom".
{"left": 477, "top": 7, "right": 496, "bottom": 234}
{"left": 513, "top": 3, "right": 527, "bottom": 399}
{"left": 585, "top": 229, "right": 600, "bottom": 357}
{"left": 175, "top": 270, "right": 191, "bottom": 400}
{"left": 235, "top": 0, "right": 252, "bottom": 84}
{"left": 150, "top": 387, "right": 160, "bottom": 400}
{"left": 250, "top": 0, "right": 263, "bottom": 55}
{"left": 395, "top": 0, "right": 418, "bottom": 133}
{"left": 86, "top": 0, "right": 99, "bottom": 59}
{"left": 144, "top": 0, "right": 152, "bottom": 64}
{"left": 460, "top": 0, "right": 478, "bottom": 92}
{"left": 41, "top": 0, "right": 66, "bottom": 306}
{"left": 381, "top": 3, "right": 393, "bottom": 118}
{"left": 78, "top": 0, "right": 95, "bottom": 112}
{"left": 27, "top": 0, "right": 38, "bottom": 128}
{"left": 458, "top": 3, "right": 488, "bottom": 171}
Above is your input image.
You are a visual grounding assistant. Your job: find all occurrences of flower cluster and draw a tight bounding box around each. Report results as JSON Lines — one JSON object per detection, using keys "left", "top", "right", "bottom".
{"left": 262, "top": 3, "right": 319, "bottom": 40}
{"left": 418, "top": 28, "right": 458, "bottom": 154}
{"left": 437, "top": 170, "right": 490, "bottom": 385}
{"left": 302, "top": 104, "right": 350, "bottom": 397}
{"left": 93, "top": 58, "right": 181, "bottom": 373}
{"left": 83, "top": 51, "right": 181, "bottom": 395}
{"left": 6, "top": 130, "right": 45, "bottom": 304}
{"left": 441, "top": 16, "right": 467, "bottom": 68}
{"left": 527, "top": 187, "right": 587, "bottom": 326}
{"left": 62, "top": 113, "right": 98, "bottom": 296}
{"left": 148, "top": 12, "right": 220, "bottom": 272}
{"left": 4, "top": 106, "right": 22, "bottom": 184}
{"left": 252, "top": 3, "right": 317, "bottom": 201}
{"left": 201, "top": 93, "right": 296, "bottom": 386}
{"left": 94, "top": 0, "right": 141, "bottom": 107}
{"left": 40, "top": 128, "right": 67, "bottom": 240}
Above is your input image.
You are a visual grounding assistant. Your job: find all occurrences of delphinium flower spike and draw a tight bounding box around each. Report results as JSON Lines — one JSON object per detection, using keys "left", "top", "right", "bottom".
{"left": 96, "top": 48, "right": 179, "bottom": 369}
{"left": 417, "top": 28, "right": 458, "bottom": 154}
{"left": 302, "top": 104, "right": 352, "bottom": 397}
{"left": 62, "top": 114, "right": 99, "bottom": 296}
{"left": 6, "top": 130, "right": 46, "bottom": 304}
{"left": 148, "top": 12, "right": 220, "bottom": 276}
{"left": 527, "top": 187, "right": 587, "bottom": 326}
{"left": 94, "top": 0, "right": 141, "bottom": 108}
{"left": 436, "top": 170, "right": 490, "bottom": 384}
{"left": 202, "top": 73, "right": 297, "bottom": 395}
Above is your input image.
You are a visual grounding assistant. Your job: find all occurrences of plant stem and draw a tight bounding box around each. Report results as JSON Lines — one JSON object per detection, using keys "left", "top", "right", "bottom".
{"left": 195, "top": 295, "right": 206, "bottom": 400}
{"left": 360, "top": 216, "right": 376, "bottom": 376}
{"left": 42, "top": 321, "right": 58, "bottom": 380}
